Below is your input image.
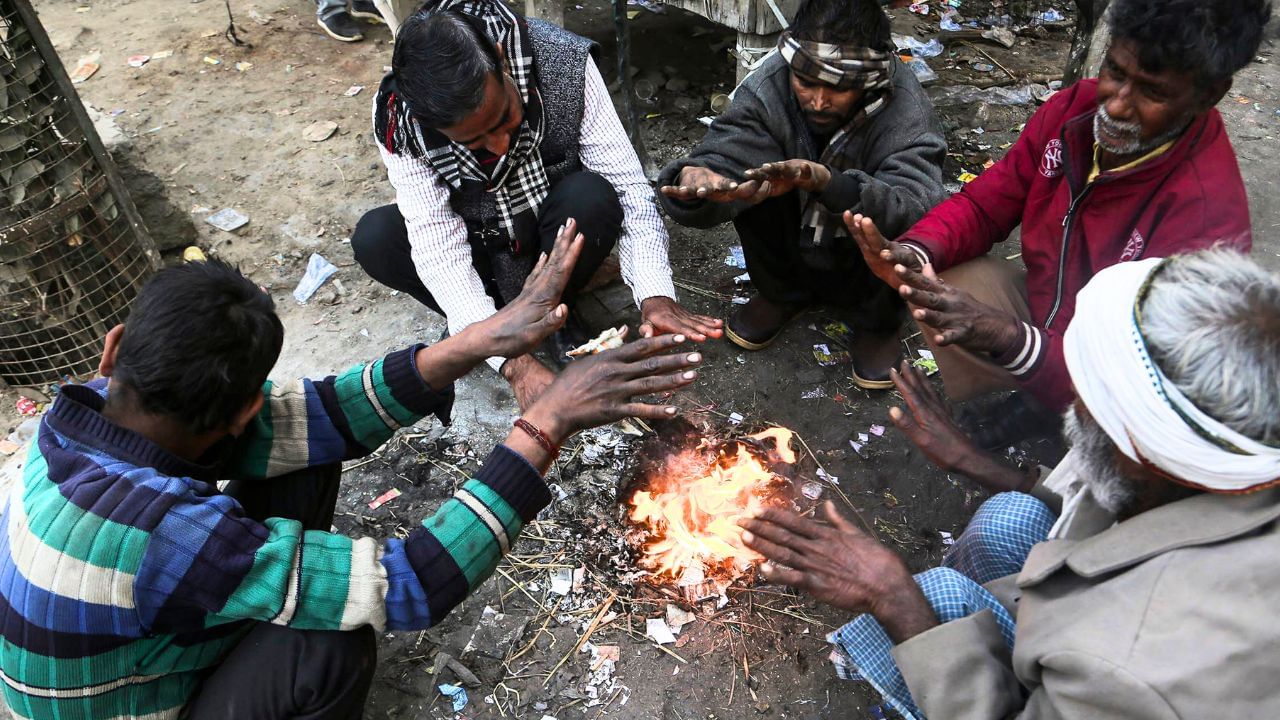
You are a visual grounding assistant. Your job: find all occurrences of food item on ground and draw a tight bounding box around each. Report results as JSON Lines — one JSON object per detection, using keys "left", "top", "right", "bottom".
{"left": 566, "top": 326, "right": 626, "bottom": 358}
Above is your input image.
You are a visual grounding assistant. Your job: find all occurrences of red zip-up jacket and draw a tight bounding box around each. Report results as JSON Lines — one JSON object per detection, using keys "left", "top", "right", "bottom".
{"left": 900, "top": 78, "right": 1251, "bottom": 411}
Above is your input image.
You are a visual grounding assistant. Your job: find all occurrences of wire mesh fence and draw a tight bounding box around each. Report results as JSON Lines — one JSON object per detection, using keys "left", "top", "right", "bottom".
{"left": 0, "top": 0, "right": 156, "bottom": 391}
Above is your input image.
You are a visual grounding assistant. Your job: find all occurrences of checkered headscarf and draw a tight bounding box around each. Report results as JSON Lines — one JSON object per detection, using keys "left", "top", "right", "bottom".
{"left": 375, "top": 0, "right": 549, "bottom": 245}
{"left": 778, "top": 31, "right": 894, "bottom": 244}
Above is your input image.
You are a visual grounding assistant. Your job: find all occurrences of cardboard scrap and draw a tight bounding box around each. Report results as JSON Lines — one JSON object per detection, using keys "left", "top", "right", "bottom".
{"left": 368, "top": 488, "right": 401, "bottom": 510}
{"left": 69, "top": 53, "right": 101, "bottom": 83}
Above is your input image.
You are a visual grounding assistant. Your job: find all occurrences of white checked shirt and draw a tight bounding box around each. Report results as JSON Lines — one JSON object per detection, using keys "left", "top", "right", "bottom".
{"left": 377, "top": 56, "right": 677, "bottom": 371}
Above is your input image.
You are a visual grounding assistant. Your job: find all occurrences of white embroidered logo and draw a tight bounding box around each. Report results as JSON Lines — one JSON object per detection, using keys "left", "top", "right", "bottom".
{"left": 1120, "top": 228, "right": 1145, "bottom": 261}
{"left": 1040, "top": 139, "right": 1063, "bottom": 178}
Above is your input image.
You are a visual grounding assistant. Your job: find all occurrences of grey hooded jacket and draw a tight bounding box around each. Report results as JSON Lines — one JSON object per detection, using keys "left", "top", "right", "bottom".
{"left": 657, "top": 53, "right": 947, "bottom": 240}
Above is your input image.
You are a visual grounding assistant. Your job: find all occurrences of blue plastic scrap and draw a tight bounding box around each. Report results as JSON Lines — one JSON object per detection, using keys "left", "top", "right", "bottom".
{"left": 438, "top": 683, "right": 468, "bottom": 712}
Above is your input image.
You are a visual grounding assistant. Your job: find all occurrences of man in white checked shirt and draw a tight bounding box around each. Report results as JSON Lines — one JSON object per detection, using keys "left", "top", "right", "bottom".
{"left": 353, "top": 0, "right": 721, "bottom": 410}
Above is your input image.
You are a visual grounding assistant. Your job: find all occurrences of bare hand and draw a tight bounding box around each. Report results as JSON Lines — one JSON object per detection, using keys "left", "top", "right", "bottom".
{"left": 477, "top": 219, "right": 584, "bottom": 358}
{"left": 504, "top": 355, "right": 556, "bottom": 412}
{"left": 888, "top": 360, "right": 979, "bottom": 473}
{"left": 639, "top": 297, "right": 723, "bottom": 342}
{"left": 740, "top": 502, "right": 938, "bottom": 643}
{"left": 890, "top": 360, "right": 1038, "bottom": 492}
{"left": 522, "top": 334, "right": 702, "bottom": 445}
{"left": 895, "top": 263, "right": 1021, "bottom": 355}
{"left": 660, "top": 166, "right": 773, "bottom": 206}
{"left": 846, "top": 212, "right": 923, "bottom": 290}
{"left": 743, "top": 160, "right": 831, "bottom": 196}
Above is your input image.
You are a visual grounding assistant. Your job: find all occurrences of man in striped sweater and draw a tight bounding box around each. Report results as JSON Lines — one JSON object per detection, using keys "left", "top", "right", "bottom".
{"left": 0, "top": 222, "right": 702, "bottom": 719}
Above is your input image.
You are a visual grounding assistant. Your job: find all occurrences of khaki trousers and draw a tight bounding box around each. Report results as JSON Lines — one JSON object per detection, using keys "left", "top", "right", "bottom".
{"left": 920, "top": 256, "right": 1031, "bottom": 401}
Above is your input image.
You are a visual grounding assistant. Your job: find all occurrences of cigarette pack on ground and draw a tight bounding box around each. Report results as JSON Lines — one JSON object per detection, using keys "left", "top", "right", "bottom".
{"left": 566, "top": 326, "right": 626, "bottom": 358}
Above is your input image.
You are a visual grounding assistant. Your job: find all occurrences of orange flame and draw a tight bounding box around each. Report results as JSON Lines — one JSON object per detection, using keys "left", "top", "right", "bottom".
{"left": 627, "top": 428, "right": 795, "bottom": 579}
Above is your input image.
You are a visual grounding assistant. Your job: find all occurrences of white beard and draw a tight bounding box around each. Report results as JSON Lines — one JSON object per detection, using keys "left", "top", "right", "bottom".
{"left": 1062, "top": 406, "right": 1138, "bottom": 515}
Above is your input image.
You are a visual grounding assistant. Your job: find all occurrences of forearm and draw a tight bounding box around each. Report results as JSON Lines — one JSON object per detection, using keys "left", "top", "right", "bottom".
{"left": 952, "top": 446, "right": 1038, "bottom": 494}
{"left": 414, "top": 324, "right": 497, "bottom": 389}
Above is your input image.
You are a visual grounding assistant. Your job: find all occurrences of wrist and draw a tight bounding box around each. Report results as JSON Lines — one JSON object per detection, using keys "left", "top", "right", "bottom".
{"left": 811, "top": 162, "right": 831, "bottom": 193}
{"left": 873, "top": 571, "right": 939, "bottom": 644}
{"left": 501, "top": 353, "right": 533, "bottom": 381}
{"left": 521, "top": 406, "right": 570, "bottom": 447}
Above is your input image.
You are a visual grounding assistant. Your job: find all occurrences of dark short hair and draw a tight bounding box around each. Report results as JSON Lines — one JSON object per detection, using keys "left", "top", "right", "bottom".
{"left": 790, "top": 0, "right": 892, "bottom": 52}
{"left": 393, "top": 9, "right": 503, "bottom": 129}
{"left": 1109, "top": 0, "right": 1272, "bottom": 90}
{"left": 112, "top": 259, "right": 283, "bottom": 434}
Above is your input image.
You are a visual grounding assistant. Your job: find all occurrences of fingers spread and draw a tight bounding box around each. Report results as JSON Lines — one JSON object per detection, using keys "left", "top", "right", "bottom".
{"left": 625, "top": 350, "right": 701, "bottom": 380}
{"left": 758, "top": 562, "right": 807, "bottom": 588}
{"left": 611, "top": 334, "right": 686, "bottom": 362}
{"left": 822, "top": 501, "right": 861, "bottom": 536}
{"left": 739, "top": 528, "right": 812, "bottom": 571}
{"left": 620, "top": 402, "right": 682, "bottom": 421}
{"left": 623, "top": 367, "right": 700, "bottom": 397}
{"left": 745, "top": 507, "right": 823, "bottom": 541}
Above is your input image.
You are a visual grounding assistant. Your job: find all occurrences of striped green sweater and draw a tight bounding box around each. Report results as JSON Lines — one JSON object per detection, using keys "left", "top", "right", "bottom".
{"left": 0, "top": 345, "right": 550, "bottom": 719}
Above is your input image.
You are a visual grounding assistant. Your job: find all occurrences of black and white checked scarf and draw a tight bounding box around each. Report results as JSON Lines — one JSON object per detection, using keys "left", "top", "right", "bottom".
{"left": 375, "top": 0, "right": 548, "bottom": 244}
{"left": 778, "top": 32, "right": 894, "bottom": 245}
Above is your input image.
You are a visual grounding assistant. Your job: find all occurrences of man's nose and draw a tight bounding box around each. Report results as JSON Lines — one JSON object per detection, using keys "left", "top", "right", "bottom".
{"left": 810, "top": 88, "right": 831, "bottom": 112}
{"left": 1104, "top": 84, "right": 1134, "bottom": 123}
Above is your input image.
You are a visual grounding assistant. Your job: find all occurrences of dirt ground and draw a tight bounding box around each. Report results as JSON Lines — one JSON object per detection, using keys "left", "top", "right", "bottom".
{"left": 3, "top": 0, "right": 1280, "bottom": 718}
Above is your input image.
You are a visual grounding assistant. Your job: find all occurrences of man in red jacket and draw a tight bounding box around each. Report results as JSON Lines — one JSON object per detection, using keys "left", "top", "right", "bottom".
{"left": 851, "top": 0, "right": 1267, "bottom": 446}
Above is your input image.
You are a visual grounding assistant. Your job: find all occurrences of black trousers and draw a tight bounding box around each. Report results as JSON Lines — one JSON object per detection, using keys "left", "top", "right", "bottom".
{"left": 352, "top": 170, "right": 623, "bottom": 315}
{"left": 735, "top": 193, "right": 904, "bottom": 334}
{"left": 186, "top": 465, "right": 376, "bottom": 720}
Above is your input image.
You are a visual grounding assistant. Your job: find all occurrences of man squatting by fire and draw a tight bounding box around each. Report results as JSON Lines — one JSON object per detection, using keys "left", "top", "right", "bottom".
{"left": 745, "top": 249, "right": 1280, "bottom": 719}
{"left": 0, "top": 226, "right": 705, "bottom": 719}
{"left": 659, "top": 0, "right": 947, "bottom": 390}
{"left": 850, "top": 0, "right": 1265, "bottom": 448}
{"left": 352, "top": 0, "right": 723, "bottom": 413}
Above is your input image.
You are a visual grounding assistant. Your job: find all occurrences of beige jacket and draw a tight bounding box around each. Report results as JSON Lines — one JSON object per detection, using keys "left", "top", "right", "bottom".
{"left": 891, "top": 483, "right": 1280, "bottom": 719}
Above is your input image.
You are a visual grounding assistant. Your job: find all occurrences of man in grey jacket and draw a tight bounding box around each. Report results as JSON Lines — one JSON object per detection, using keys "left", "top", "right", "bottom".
{"left": 658, "top": 0, "right": 946, "bottom": 388}
{"left": 740, "top": 248, "right": 1280, "bottom": 719}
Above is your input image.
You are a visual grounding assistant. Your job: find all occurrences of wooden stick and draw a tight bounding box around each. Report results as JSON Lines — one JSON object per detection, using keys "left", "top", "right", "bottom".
{"left": 543, "top": 592, "right": 617, "bottom": 686}
{"left": 963, "top": 41, "right": 1017, "bottom": 81}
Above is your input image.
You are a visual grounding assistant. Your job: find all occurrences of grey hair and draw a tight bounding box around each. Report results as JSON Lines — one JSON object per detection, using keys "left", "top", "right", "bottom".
{"left": 1140, "top": 248, "right": 1280, "bottom": 445}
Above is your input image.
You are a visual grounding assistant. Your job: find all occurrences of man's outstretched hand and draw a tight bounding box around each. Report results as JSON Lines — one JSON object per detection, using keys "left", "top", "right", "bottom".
{"left": 477, "top": 219, "right": 585, "bottom": 359}
{"left": 520, "top": 334, "right": 702, "bottom": 445}
{"left": 639, "top": 297, "right": 723, "bottom": 342}
{"left": 743, "top": 160, "right": 831, "bottom": 196}
{"left": 660, "top": 166, "right": 773, "bottom": 206}
{"left": 740, "top": 502, "right": 938, "bottom": 644}
{"left": 846, "top": 212, "right": 923, "bottom": 290}
{"left": 894, "top": 262, "right": 1021, "bottom": 356}
{"left": 889, "top": 360, "right": 1036, "bottom": 493}
{"left": 889, "top": 361, "right": 982, "bottom": 474}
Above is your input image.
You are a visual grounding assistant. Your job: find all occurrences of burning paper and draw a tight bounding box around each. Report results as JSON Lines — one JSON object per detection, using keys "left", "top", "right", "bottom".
{"left": 627, "top": 428, "right": 796, "bottom": 580}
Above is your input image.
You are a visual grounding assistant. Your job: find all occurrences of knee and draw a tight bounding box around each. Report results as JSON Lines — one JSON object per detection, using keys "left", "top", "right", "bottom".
{"left": 351, "top": 205, "right": 405, "bottom": 269}
{"left": 309, "top": 625, "right": 378, "bottom": 680}
{"left": 557, "top": 171, "right": 622, "bottom": 223}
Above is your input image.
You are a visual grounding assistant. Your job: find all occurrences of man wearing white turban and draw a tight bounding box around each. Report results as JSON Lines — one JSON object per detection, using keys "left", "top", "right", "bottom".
{"left": 738, "top": 248, "right": 1280, "bottom": 718}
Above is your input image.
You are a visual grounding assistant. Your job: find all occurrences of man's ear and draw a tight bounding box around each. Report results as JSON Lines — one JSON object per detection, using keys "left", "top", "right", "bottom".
{"left": 1200, "top": 77, "right": 1233, "bottom": 111}
{"left": 99, "top": 324, "right": 125, "bottom": 378}
{"left": 496, "top": 42, "right": 509, "bottom": 75}
{"left": 228, "top": 390, "right": 264, "bottom": 437}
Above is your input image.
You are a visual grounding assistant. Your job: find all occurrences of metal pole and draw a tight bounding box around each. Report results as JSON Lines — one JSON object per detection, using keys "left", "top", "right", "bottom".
{"left": 611, "top": 0, "right": 656, "bottom": 179}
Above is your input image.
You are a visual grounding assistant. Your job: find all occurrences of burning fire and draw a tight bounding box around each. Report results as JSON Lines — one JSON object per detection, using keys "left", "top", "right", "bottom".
{"left": 627, "top": 428, "right": 796, "bottom": 579}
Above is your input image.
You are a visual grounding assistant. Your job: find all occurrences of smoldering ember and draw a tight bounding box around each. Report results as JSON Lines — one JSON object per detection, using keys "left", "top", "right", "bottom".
{"left": 1, "top": 0, "right": 1279, "bottom": 718}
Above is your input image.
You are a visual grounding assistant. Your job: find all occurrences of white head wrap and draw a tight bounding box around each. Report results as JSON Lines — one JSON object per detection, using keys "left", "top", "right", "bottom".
{"left": 1063, "top": 258, "right": 1280, "bottom": 493}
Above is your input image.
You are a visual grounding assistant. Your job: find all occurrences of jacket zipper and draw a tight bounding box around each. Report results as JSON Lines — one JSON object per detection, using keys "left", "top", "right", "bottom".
{"left": 1045, "top": 183, "right": 1094, "bottom": 329}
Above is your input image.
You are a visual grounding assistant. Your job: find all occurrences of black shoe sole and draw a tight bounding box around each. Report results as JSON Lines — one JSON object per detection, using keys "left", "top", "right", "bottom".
{"left": 317, "top": 17, "right": 364, "bottom": 41}
{"left": 350, "top": 8, "right": 387, "bottom": 23}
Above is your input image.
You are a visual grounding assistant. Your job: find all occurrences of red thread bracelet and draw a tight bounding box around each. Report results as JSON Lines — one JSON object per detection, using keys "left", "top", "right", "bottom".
{"left": 514, "top": 418, "right": 560, "bottom": 458}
